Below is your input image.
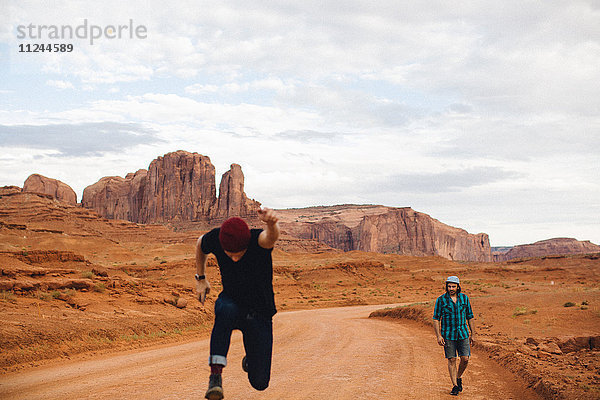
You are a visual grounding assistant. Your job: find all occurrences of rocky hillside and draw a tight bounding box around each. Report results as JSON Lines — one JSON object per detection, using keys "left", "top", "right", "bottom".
{"left": 493, "top": 238, "right": 600, "bottom": 261}
{"left": 276, "top": 205, "right": 492, "bottom": 262}
{"left": 81, "top": 151, "right": 260, "bottom": 224}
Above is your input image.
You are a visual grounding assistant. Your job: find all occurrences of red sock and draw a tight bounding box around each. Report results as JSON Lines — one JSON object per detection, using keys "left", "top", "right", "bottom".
{"left": 210, "top": 364, "right": 224, "bottom": 375}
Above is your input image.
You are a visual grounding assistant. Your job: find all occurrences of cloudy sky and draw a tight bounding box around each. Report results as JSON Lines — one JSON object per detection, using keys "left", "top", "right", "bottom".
{"left": 1, "top": 0, "right": 598, "bottom": 246}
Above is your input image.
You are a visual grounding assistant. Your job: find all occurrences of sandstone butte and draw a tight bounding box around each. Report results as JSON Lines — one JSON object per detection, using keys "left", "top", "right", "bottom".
{"left": 62, "top": 151, "right": 492, "bottom": 262}
{"left": 81, "top": 150, "right": 260, "bottom": 224}
{"left": 23, "top": 173, "right": 77, "bottom": 205}
{"left": 16, "top": 150, "right": 597, "bottom": 263}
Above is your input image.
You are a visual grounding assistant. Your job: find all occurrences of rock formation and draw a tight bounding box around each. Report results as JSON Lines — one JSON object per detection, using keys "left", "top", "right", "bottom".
{"left": 357, "top": 208, "right": 491, "bottom": 261}
{"left": 82, "top": 151, "right": 260, "bottom": 224}
{"left": 23, "top": 174, "right": 77, "bottom": 205}
{"left": 494, "top": 238, "right": 600, "bottom": 261}
{"left": 276, "top": 205, "right": 492, "bottom": 262}
{"left": 77, "top": 151, "right": 491, "bottom": 261}
{"left": 142, "top": 151, "right": 216, "bottom": 223}
{"left": 81, "top": 170, "right": 147, "bottom": 221}
{"left": 214, "top": 164, "right": 261, "bottom": 218}
{"left": 19, "top": 152, "right": 493, "bottom": 261}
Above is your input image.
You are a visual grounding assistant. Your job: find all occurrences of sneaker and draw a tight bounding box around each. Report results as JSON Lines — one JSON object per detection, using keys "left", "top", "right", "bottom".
{"left": 205, "top": 374, "right": 224, "bottom": 400}
{"left": 242, "top": 356, "right": 248, "bottom": 373}
{"left": 457, "top": 377, "right": 463, "bottom": 392}
{"left": 450, "top": 385, "right": 460, "bottom": 396}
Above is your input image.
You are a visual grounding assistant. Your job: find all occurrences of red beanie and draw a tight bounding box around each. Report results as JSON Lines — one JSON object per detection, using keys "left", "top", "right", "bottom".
{"left": 219, "top": 217, "right": 251, "bottom": 252}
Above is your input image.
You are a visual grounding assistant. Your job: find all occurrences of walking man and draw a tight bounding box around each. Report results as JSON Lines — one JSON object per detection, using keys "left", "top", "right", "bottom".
{"left": 195, "top": 208, "right": 280, "bottom": 400}
{"left": 433, "top": 276, "right": 475, "bottom": 396}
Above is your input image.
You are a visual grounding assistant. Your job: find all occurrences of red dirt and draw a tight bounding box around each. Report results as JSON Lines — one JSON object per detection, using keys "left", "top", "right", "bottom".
{"left": 1, "top": 192, "right": 599, "bottom": 399}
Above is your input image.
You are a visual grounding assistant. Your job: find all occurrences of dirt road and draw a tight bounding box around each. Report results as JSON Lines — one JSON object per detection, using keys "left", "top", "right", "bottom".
{"left": 0, "top": 304, "right": 540, "bottom": 399}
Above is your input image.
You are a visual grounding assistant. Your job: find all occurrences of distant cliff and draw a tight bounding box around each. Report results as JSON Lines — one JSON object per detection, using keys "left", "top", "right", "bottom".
{"left": 276, "top": 205, "right": 492, "bottom": 262}
{"left": 81, "top": 151, "right": 260, "bottom": 224}
{"left": 493, "top": 238, "right": 600, "bottom": 261}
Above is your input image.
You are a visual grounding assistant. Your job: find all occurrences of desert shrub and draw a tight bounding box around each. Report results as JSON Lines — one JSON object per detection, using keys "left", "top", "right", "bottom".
{"left": 1, "top": 290, "right": 16, "bottom": 302}
{"left": 93, "top": 283, "right": 106, "bottom": 293}
{"left": 81, "top": 271, "right": 95, "bottom": 279}
{"left": 36, "top": 291, "right": 51, "bottom": 301}
{"left": 513, "top": 306, "right": 537, "bottom": 317}
{"left": 564, "top": 302, "right": 576, "bottom": 307}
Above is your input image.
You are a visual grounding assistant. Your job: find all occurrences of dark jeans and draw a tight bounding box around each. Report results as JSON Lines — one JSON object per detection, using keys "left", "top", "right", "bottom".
{"left": 209, "top": 294, "right": 273, "bottom": 391}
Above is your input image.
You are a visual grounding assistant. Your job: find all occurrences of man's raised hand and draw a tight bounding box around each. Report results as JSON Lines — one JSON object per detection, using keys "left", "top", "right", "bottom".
{"left": 258, "top": 207, "right": 278, "bottom": 225}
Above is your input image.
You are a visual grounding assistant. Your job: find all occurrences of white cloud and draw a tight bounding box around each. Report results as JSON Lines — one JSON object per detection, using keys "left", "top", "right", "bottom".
{"left": 185, "top": 78, "right": 296, "bottom": 96}
{"left": 46, "top": 79, "right": 74, "bottom": 89}
{"left": 185, "top": 83, "right": 220, "bottom": 94}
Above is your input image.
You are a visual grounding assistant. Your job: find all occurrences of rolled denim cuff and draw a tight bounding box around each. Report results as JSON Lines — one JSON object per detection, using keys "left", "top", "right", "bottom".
{"left": 209, "top": 355, "right": 227, "bottom": 366}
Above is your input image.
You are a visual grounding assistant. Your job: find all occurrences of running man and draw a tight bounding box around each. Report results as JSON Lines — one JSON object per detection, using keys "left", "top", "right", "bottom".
{"left": 433, "top": 276, "right": 475, "bottom": 396}
{"left": 195, "top": 208, "right": 280, "bottom": 400}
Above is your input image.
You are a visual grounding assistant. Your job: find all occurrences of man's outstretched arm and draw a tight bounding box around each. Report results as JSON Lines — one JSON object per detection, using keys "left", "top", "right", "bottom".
{"left": 258, "top": 208, "right": 280, "bottom": 249}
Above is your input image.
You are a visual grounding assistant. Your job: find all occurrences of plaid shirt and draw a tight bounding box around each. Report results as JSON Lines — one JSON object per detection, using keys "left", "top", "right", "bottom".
{"left": 433, "top": 292, "right": 474, "bottom": 340}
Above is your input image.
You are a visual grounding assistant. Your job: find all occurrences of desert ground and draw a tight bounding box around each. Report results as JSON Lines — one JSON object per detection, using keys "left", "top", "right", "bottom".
{"left": 1, "top": 192, "right": 599, "bottom": 399}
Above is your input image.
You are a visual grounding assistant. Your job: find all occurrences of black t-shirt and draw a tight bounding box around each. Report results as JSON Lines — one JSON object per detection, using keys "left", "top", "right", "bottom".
{"left": 201, "top": 228, "right": 277, "bottom": 319}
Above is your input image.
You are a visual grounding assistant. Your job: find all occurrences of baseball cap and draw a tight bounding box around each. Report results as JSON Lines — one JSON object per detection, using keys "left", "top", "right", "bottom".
{"left": 446, "top": 276, "right": 460, "bottom": 284}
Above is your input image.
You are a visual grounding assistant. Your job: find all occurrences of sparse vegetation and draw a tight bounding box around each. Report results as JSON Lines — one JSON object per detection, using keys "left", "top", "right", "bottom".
{"left": 36, "top": 291, "right": 52, "bottom": 301}
{"left": 512, "top": 306, "right": 537, "bottom": 317}
{"left": 93, "top": 283, "right": 106, "bottom": 293}
{"left": 563, "top": 301, "right": 576, "bottom": 307}
{"left": 81, "top": 271, "right": 95, "bottom": 279}
{"left": 1, "top": 290, "right": 16, "bottom": 303}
